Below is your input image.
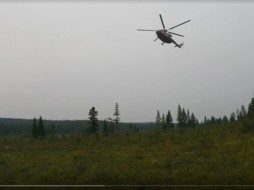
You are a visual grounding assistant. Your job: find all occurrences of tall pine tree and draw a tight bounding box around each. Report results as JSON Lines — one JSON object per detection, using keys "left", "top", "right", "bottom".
{"left": 32, "top": 117, "right": 39, "bottom": 138}
{"left": 210, "top": 116, "right": 216, "bottom": 124}
{"left": 88, "top": 107, "right": 99, "bottom": 133}
{"left": 190, "top": 113, "right": 196, "bottom": 127}
{"left": 182, "top": 108, "right": 187, "bottom": 127}
{"left": 155, "top": 110, "right": 161, "bottom": 129}
{"left": 166, "top": 110, "right": 174, "bottom": 128}
{"left": 177, "top": 104, "right": 182, "bottom": 127}
{"left": 241, "top": 105, "right": 247, "bottom": 118}
{"left": 230, "top": 112, "right": 236, "bottom": 122}
{"left": 204, "top": 116, "right": 207, "bottom": 124}
{"left": 236, "top": 109, "right": 240, "bottom": 120}
{"left": 222, "top": 115, "right": 229, "bottom": 124}
{"left": 113, "top": 103, "right": 120, "bottom": 128}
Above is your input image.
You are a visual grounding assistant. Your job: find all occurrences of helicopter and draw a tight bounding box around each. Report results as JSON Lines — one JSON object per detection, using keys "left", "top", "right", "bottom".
{"left": 137, "top": 14, "right": 191, "bottom": 48}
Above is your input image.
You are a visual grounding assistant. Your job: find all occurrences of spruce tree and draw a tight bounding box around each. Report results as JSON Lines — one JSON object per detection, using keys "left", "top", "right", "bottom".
{"left": 204, "top": 116, "right": 207, "bottom": 124}
{"left": 210, "top": 116, "right": 216, "bottom": 124}
{"left": 88, "top": 107, "right": 99, "bottom": 133}
{"left": 38, "top": 116, "right": 46, "bottom": 138}
{"left": 177, "top": 104, "right": 182, "bottom": 127}
{"left": 216, "top": 117, "right": 222, "bottom": 124}
{"left": 113, "top": 103, "right": 120, "bottom": 128}
{"left": 190, "top": 113, "right": 196, "bottom": 127}
{"left": 236, "top": 109, "right": 240, "bottom": 120}
{"left": 155, "top": 110, "right": 161, "bottom": 129}
{"left": 195, "top": 118, "right": 199, "bottom": 125}
{"left": 166, "top": 110, "right": 174, "bottom": 128}
{"left": 182, "top": 108, "right": 187, "bottom": 127}
{"left": 222, "top": 116, "right": 229, "bottom": 124}
{"left": 241, "top": 105, "right": 247, "bottom": 119}
{"left": 230, "top": 112, "right": 236, "bottom": 122}
{"left": 32, "top": 117, "right": 39, "bottom": 138}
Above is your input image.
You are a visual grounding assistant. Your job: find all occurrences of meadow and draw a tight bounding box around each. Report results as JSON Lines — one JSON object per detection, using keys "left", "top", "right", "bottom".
{"left": 0, "top": 122, "right": 254, "bottom": 186}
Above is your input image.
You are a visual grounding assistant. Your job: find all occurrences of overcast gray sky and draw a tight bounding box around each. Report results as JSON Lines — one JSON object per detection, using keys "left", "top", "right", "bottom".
{"left": 0, "top": 1, "right": 253, "bottom": 122}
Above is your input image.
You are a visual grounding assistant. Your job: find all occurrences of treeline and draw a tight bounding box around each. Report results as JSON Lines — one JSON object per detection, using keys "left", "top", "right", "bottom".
{"left": 155, "top": 105, "right": 199, "bottom": 130}
{"left": 203, "top": 97, "right": 254, "bottom": 127}
{"left": 155, "top": 96, "right": 254, "bottom": 131}
{"left": 1, "top": 97, "right": 254, "bottom": 136}
{"left": 0, "top": 118, "right": 90, "bottom": 136}
{"left": 0, "top": 102, "right": 152, "bottom": 136}
{"left": 0, "top": 117, "right": 152, "bottom": 137}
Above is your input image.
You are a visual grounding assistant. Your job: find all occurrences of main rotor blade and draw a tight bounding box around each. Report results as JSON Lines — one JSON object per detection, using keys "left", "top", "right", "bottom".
{"left": 137, "top": 29, "right": 157, "bottom": 31}
{"left": 167, "top": 20, "right": 191, "bottom": 30}
{"left": 167, "top": 31, "right": 184, "bottom": 37}
{"left": 159, "top": 14, "right": 165, "bottom": 29}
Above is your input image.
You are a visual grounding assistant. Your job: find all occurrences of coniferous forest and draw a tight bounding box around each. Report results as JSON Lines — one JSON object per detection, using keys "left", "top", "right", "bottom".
{"left": 0, "top": 97, "right": 254, "bottom": 185}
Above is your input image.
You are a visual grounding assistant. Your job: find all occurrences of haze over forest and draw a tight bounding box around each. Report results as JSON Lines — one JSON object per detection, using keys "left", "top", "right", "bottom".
{"left": 0, "top": 1, "right": 254, "bottom": 122}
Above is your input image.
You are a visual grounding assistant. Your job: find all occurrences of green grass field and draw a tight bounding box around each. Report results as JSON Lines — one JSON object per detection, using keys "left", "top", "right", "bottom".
{"left": 0, "top": 123, "right": 254, "bottom": 185}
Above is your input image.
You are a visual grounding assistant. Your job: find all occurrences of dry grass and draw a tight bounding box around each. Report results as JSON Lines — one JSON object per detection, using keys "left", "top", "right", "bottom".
{"left": 0, "top": 124, "right": 254, "bottom": 185}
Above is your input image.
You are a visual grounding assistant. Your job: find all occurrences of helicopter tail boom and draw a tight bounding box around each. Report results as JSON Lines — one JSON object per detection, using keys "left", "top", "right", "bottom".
{"left": 174, "top": 43, "right": 184, "bottom": 48}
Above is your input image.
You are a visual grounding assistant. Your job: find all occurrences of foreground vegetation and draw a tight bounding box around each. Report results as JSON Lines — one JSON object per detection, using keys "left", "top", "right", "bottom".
{"left": 1, "top": 121, "right": 254, "bottom": 185}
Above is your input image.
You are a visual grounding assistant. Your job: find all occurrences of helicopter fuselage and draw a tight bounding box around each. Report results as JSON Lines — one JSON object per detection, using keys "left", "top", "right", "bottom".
{"left": 137, "top": 14, "right": 190, "bottom": 48}
{"left": 156, "top": 30, "right": 173, "bottom": 43}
